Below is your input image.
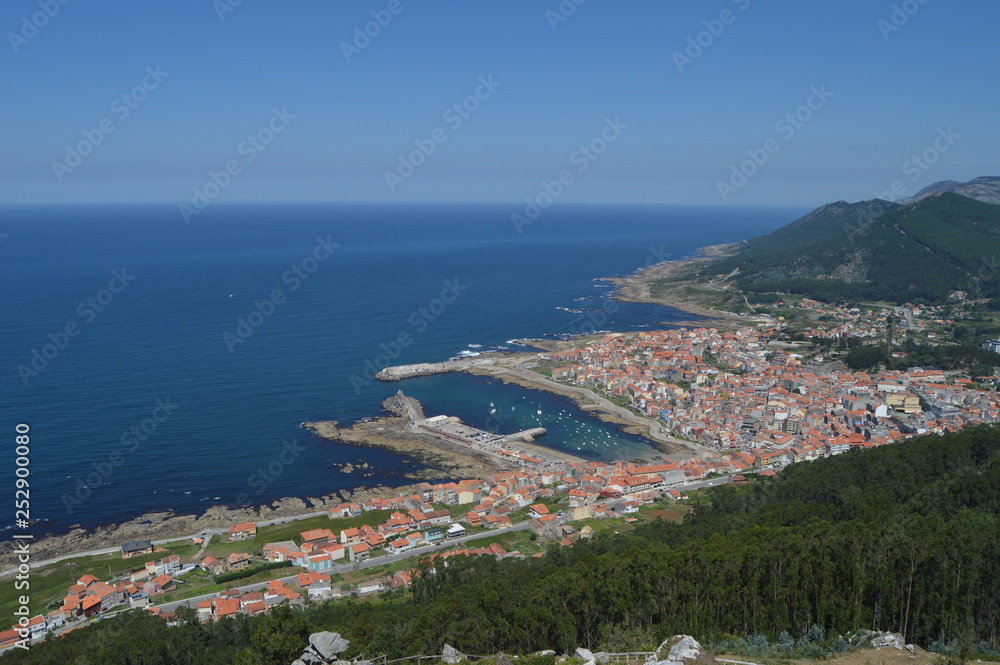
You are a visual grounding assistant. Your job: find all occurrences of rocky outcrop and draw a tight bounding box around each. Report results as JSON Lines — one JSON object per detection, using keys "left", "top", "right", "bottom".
{"left": 442, "top": 644, "right": 464, "bottom": 664}
{"left": 648, "top": 636, "right": 714, "bottom": 665}
{"left": 292, "top": 631, "right": 351, "bottom": 665}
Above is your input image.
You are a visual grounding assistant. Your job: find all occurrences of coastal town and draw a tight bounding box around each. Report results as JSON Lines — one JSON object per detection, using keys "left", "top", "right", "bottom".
{"left": 541, "top": 322, "right": 999, "bottom": 457}
{"left": 7, "top": 300, "right": 1000, "bottom": 650}
{"left": 2, "top": 459, "right": 700, "bottom": 649}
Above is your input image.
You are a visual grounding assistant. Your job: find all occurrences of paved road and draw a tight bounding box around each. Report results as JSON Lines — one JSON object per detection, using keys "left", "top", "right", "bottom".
{"left": 0, "top": 511, "right": 329, "bottom": 578}
{"left": 156, "top": 522, "right": 532, "bottom": 613}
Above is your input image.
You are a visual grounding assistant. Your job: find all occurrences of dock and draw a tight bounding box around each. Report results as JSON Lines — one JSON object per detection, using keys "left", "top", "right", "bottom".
{"left": 375, "top": 359, "right": 493, "bottom": 381}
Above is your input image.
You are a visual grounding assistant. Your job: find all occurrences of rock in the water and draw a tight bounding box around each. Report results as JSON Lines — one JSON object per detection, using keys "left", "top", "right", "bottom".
{"left": 308, "top": 632, "right": 350, "bottom": 661}
{"left": 575, "top": 648, "right": 596, "bottom": 662}
{"left": 443, "top": 644, "right": 464, "bottom": 665}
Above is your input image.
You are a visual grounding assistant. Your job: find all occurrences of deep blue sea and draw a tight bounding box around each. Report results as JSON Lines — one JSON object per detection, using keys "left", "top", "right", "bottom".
{"left": 0, "top": 202, "right": 806, "bottom": 534}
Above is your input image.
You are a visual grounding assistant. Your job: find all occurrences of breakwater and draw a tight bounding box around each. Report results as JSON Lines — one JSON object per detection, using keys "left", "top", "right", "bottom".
{"left": 375, "top": 359, "right": 494, "bottom": 381}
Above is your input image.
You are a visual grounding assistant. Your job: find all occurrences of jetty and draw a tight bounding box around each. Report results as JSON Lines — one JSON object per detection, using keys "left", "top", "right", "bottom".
{"left": 375, "top": 359, "right": 493, "bottom": 381}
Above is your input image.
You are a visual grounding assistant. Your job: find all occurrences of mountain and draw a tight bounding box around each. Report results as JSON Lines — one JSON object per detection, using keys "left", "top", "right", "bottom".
{"left": 707, "top": 188, "right": 1000, "bottom": 304}
{"left": 898, "top": 176, "right": 1000, "bottom": 206}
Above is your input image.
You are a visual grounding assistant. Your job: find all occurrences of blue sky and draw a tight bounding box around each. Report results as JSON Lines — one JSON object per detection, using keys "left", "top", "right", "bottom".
{"left": 2, "top": 0, "right": 997, "bottom": 206}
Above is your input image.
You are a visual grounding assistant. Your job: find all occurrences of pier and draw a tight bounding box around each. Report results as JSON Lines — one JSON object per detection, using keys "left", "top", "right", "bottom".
{"left": 406, "top": 414, "right": 583, "bottom": 467}
{"left": 375, "top": 359, "right": 493, "bottom": 381}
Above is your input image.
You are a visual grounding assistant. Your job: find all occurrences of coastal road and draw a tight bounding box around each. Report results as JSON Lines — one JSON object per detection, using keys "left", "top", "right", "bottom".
{"left": 0, "top": 511, "right": 330, "bottom": 578}
{"left": 155, "top": 522, "right": 532, "bottom": 613}
{"left": 503, "top": 361, "right": 711, "bottom": 456}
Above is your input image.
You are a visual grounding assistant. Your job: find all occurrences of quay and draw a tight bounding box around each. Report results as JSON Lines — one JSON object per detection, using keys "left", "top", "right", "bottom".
{"left": 375, "top": 359, "right": 493, "bottom": 381}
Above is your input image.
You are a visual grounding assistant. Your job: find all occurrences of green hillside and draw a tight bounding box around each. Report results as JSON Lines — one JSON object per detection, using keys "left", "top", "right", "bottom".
{"left": 708, "top": 193, "right": 1000, "bottom": 304}
{"left": 10, "top": 425, "right": 1000, "bottom": 664}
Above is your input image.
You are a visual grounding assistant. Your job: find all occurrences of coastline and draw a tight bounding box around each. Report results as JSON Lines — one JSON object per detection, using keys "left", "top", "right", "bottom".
{"left": 459, "top": 362, "right": 708, "bottom": 462}
{"left": 10, "top": 245, "right": 734, "bottom": 570}
{"left": 600, "top": 242, "right": 747, "bottom": 326}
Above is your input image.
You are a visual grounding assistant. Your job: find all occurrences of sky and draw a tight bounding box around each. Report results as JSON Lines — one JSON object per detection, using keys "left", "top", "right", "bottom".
{"left": 1, "top": 0, "right": 997, "bottom": 207}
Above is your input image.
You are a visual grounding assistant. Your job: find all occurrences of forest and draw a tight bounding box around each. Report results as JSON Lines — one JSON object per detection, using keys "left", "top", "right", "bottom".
{"left": 706, "top": 194, "right": 1000, "bottom": 305}
{"left": 7, "top": 425, "right": 1000, "bottom": 665}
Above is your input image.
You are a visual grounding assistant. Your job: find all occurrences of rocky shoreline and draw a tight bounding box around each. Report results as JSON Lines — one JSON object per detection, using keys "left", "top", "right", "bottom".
{"left": 304, "top": 394, "right": 518, "bottom": 482}
{"left": 602, "top": 243, "right": 747, "bottom": 326}
{"left": 6, "top": 250, "right": 735, "bottom": 571}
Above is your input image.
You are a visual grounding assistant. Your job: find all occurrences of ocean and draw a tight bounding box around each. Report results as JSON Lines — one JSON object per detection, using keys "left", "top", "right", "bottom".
{"left": 0, "top": 202, "right": 806, "bottom": 534}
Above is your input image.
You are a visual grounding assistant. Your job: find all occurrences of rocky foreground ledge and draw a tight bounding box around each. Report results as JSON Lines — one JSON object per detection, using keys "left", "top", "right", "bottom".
{"left": 291, "top": 633, "right": 716, "bottom": 665}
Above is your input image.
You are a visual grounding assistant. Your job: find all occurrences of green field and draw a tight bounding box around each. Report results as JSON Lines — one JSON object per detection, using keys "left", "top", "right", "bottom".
{"left": 257, "top": 510, "right": 395, "bottom": 545}
{"left": 156, "top": 566, "right": 299, "bottom": 605}
{"left": 2, "top": 543, "right": 194, "bottom": 617}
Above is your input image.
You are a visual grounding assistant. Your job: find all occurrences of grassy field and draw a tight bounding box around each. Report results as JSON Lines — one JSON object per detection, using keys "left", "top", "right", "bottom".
{"left": 637, "top": 502, "right": 688, "bottom": 524}
{"left": 257, "top": 510, "right": 395, "bottom": 545}
{"left": 202, "top": 536, "right": 260, "bottom": 560}
{"left": 464, "top": 529, "right": 540, "bottom": 554}
{"left": 1, "top": 543, "right": 195, "bottom": 617}
{"left": 156, "top": 565, "right": 299, "bottom": 605}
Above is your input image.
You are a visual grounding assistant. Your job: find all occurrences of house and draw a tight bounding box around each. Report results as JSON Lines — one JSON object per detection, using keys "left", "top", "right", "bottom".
{"left": 81, "top": 595, "right": 102, "bottom": 618}
{"left": 445, "top": 524, "right": 466, "bottom": 539}
{"left": 527, "top": 503, "right": 550, "bottom": 518}
{"left": 339, "top": 527, "right": 361, "bottom": 545}
{"left": 120, "top": 540, "right": 153, "bottom": 559}
{"left": 201, "top": 556, "right": 227, "bottom": 575}
{"left": 151, "top": 574, "right": 175, "bottom": 593}
{"left": 301, "top": 528, "right": 336, "bottom": 545}
{"left": 213, "top": 598, "right": 241, "bottom": 620}
{"left": 227, "top": 553, "right": 252, "bottom": 570}
{"left": 228, "top": 522, "right": 257, "bottom": 542}
{"left": 391, "top": 571, "right": 413, "bottom": 589}
{"left": 0, "top": 629, "right": 24, "bottom": 649}
{"left": 129, "top": 590, "right": 150, "bottom": 609}
{"left": 244, "top": 600, "right": 268, "bottom": 615}
{"left": 357, "top": 578, "right": 388, "bottom": 595}
{"left": 153, "top": 554, "right": 181, "bottom": 576}
{"left": 387, "top": 538, "right": 410, "bottom": 554}
{"left": 348, "top": 542, "right": 370, "bottom": 562}
{"left": 318, "top": 542, "right": 346, "bottom": 561}
{"left": 306, "top": 554, "right": 333, "bottom": 572}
